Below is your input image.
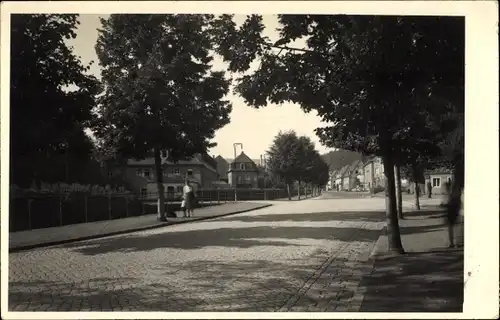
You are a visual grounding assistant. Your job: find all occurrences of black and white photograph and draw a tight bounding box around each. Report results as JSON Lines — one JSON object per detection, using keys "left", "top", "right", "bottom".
{"left": 1, "top": 1, "right": 498, "bottom": 318}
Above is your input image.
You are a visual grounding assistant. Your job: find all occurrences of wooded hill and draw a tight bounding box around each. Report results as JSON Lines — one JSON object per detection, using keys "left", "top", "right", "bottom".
{"left": 320, "top": 150, "right": 364, "bottom": 171}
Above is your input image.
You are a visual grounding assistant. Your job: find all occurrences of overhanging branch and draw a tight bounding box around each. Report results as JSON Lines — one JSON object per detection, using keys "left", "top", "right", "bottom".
{"left": 263, "top": 41, "right": 333, "bottom": 57}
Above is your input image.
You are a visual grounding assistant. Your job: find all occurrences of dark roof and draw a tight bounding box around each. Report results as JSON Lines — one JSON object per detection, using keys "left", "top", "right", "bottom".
{"left": 215, "top": 156, "right": 229, "bottom": 178}
{"left": 338, "top": 165, "right": 351, "bottom": 177}
{"left": 362, "top": 155, "right": 377, "bottom": 165}
{"left": 425, "top": 168, "right": 453, "bottom": 175}
{"left": 347, "top": 160, "right": 363, "bottom": 174}
{"left": 127, "top": 153, "right": 217, "bottom": 172}
{"left": 224, "top": 158, "right": 262, "bottom": 165}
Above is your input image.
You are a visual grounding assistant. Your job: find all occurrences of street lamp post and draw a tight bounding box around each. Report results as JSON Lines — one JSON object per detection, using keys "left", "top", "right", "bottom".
{"left": 233, "top": 143, "right": 243, "bottom": 202}
{"left": 233, "top": 143, "right": 243, "bottom": 159}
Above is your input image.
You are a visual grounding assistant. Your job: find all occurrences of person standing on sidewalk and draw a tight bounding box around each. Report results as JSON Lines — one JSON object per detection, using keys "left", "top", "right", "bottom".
{"left": 183, "top": 180, "right": 195, "bottom": 218}
{"left": 446, "top": 164, "right": 464, "bottom": 248}
{"left": 427, "top": 180, "right": 432, "bottom": 198}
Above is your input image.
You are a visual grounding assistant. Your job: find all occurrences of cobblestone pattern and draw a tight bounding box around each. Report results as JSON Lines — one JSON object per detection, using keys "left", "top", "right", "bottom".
{"left": 8, "top": 198, "right": 386, "bottom": 312}
{"left": 278, "top": 224, "right": 379, "bottom": 312}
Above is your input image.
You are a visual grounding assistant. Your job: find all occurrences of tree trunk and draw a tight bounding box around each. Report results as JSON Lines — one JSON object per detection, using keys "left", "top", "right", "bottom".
{"left": 65, "top": 149, "right": 70, "bottom": 183}
{"left": 412, "top": 163, "right": 421, "bottom": 210}
{"left": 414, "top": 182, "right": 421, "bottom": 210}
{"left": 154, "top": 147, "right": 167, "bottom": 222}
{"left": 382, "top": 152, "right": 405, "bottom": 254}
{"left": 286, "top": 183, "right": 292, "bottom": 200}
{"left": 297, "top": 180, "right": 301, "bottom": 200}
{"left": 395, "top": 164, "right": 403, "bottom": 219}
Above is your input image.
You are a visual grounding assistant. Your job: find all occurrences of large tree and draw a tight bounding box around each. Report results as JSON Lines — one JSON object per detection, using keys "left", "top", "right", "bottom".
{"left": 94, "top": 14, "right": 232, "bottom": 221}
{"left": 265, "top": 130, "right": 303, "bottom": 200}
{"left": 295, "top": 136, "right": 328, "bottom": 197}
{"left": 295, "top": 135, "right": 317, "bottom": 199}
{"left": 10, "top": 14, "right": 101, "bottom": 187}
{"left": 310, "top": 155, "right": 330, "bottom": 195}
{"left": 212, "top": 15, "right": 464, "bottom": 254}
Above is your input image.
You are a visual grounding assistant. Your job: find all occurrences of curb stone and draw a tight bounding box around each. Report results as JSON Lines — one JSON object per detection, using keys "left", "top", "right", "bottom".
{"left": 369, "top": 226, "right": 388, "bottom": 259}
{"left": 9, "top": 203, "right": 272, "bottom": 253}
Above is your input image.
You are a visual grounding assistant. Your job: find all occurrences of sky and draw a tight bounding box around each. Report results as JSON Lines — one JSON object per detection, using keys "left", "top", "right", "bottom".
{"left": 69, "top": 14, "right": 332, "bottom": 159}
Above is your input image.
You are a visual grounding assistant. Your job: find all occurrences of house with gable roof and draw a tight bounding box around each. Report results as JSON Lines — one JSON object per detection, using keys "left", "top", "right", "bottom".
{"left": 226, "top": 151, "right": 260, "bottom": 188}
{"left": 327, "top": 168, "right": 339, "bottom": 190}
{"left": 363, "top": 156, "right": 386, "bottom": 190}
{"left": 346, "top": 159, "right": 365, "bottom": 191}
{"left": 335, "top": 165, "right": 350, "bottom": 191}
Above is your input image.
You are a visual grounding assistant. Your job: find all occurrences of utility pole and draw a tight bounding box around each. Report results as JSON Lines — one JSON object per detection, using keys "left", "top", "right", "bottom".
{"left": 233, "top": 143, "right": 243, "bottom": 159}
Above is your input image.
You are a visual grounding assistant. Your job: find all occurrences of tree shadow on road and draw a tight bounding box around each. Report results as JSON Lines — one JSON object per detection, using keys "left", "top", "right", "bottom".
{"left": 221, "top": 209, "right": 447, "bottom": 223}
{"left": 8, "top": 277, "right": 208, "bottom": 311}
{"left": 8, "top": 257, "right": 355, "bottom": 312}
{"left": 359, "top": 250, "right": 464, "bottom": 312}
{"left": 56, "top": 210, "right": 447, "bottom": 255}
{"left": 8, "top": 250, "right": 464, "bottom": 313}
{"left": 222, "top": 210, "right": 387, "bottom": 222}
{"left": 60, "top": 225, "right": 382, "bottom": 255}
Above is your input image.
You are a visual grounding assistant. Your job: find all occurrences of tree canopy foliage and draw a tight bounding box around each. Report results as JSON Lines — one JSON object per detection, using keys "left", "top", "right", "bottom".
{"left": 266, "top": 130, "right": 329, "bottom": 199}
{"left": 212, "top": 14, "right": 464, "bottom": 254}
{"left": 10, "top": 14, "right": 102, "bottom": 187}
{"left": 94, "top": 14, "right": 233, "bottom": 220}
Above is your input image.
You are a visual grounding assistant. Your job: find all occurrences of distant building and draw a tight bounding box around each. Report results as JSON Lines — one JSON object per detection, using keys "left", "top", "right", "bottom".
{"left": 226, "top": 152, "right": 259, "bottom": 188}
{"left": 346, "top": 160, "right": 364, "bottom": 190}
{"left": 108, "top": 152, "right": 219, "bottom": 198}
{"left": 335, "top": 165, "right": 350, "bottom": 190}
{"left": 424, "top": 168, "right": 453, "bottom": 195}
{"left": 215, "top": 155, "right": 230, "bottom": 182}
{"left": 327, "top": 168, "right": 340, "bottom": 190}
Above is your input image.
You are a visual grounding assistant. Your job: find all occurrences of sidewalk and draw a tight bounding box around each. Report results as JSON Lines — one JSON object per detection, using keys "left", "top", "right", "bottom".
{"left": 274, "top": 193, "right": 319, "bottom": 201}
{"left": 9, "top": 202, "right": 271, "bottom": 252}
{"left": 357, "top": 209, "right": 464, "bottom": 312}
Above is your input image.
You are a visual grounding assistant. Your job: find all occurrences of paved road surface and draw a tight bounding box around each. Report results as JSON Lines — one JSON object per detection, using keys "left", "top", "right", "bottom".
{"left": 9, "top": 196, "right": 387, "bottom": 312}
{"left": 317, "top": 191, "right": 369, "bottom": 200}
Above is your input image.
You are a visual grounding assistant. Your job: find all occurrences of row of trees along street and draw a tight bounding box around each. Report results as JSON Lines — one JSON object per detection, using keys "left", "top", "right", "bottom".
{"left": 266, "top": 130, "right": 329, "bottom": 200}
{"left": 210, "top": 15, "right": 464, "bottom": 254}
{"left": 11, "top": 14, "right": 464, "bottom": 254}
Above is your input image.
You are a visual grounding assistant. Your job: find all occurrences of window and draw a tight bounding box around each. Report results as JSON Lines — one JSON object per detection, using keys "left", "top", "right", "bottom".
{"left": 136, "top": 169, "right": 143, "bottom": 177}
{"left": 166, "top": 186, "right": 175, "bottom": 196}
{"left": 244, "top": 174, "right": 250, "bottom": 182}
{"left": 237, "top": 175, "right": 243, "bottom": 184}
{"left": 176, "top": 186, "right": 183, "bottom": 193}
{"left": 140, "top": 188, "right": 147, "bottom": 197}
{"left": 187, "top": 169, "right": 193, "bottom": 176}
{"left": 107, "top": 171, "right": 113, "bottom": 178}
{"left": 144, "top": 170, "right": 150, "bottom": 178}
{"left": 432, "top": 177, "right": 441, "bottom": 188}
{"left": 173, "top": 168, "right": 180, "bottom": 175}
{"left": 240, "top": 163, "right": 246, "bottom": 170}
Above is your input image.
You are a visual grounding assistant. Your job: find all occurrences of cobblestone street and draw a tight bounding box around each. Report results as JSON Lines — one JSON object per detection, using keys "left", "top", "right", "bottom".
{"left": 9, "top": 197, "right": 387, "bottom": 311}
